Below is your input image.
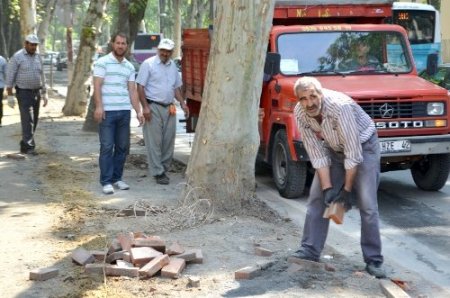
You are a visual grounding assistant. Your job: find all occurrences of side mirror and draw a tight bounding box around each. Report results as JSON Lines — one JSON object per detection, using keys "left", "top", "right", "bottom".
{"left": 264, "top": 52, "right": 281, "bottom": 79}
{"left": 426, "top": 53, "right": 438, "bottom": 76}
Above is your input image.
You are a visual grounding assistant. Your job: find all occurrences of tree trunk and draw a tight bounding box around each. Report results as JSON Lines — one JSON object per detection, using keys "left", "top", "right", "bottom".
{"left": 129, "top": 0, "right": 148, "bottom": 48}
{"left": 19, "top": 0, "right": 37, "bottom": 37}
{"left": 173, "top": 0, "right": 181, "bottom": 58}
{"left": 118, "top": 0, "right": 130, "bottom": 37}
{"left": 185, "top": 1, "right": 275, "bottom": 213}
{"left": 37, "top": 0, "right": 57, "bottom": 54}
{"left": 82, "top": 94, "right": 98, "bottom": 132}
{"left": 63, "top": 0, "right": 108, "bottom": 116}
{"left": 188, "top": 0, "right": 198, "bottom": 28}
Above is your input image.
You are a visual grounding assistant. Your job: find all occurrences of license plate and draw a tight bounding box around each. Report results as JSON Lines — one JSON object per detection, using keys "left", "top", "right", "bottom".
{"left": 380, "top": 140, "right": 411, "bottom": 154}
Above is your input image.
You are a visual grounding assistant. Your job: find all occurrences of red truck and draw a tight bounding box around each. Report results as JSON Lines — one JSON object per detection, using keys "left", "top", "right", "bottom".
{"left": 182, "top": 0, "right": 450, "bottom": 198}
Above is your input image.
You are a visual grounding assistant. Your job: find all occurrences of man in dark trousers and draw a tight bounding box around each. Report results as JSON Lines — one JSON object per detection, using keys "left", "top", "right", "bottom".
{"left": 292, "top": 76, "right": 386, "bottom": 278}
{"left": 6, "top": 34, "right": 47, "bottom": 154}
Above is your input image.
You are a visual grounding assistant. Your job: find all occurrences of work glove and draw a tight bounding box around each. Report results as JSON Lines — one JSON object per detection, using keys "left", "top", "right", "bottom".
{"left": 323, "top": 187, "right": 339, "bottom": 206}
{"left": 41, "top": 92, "right": 48, "bottom": 107}
{"left": 7, "top": 95, "right": 15, "bottom": 109}
{"left": 335, "top": 188, "right": 353, "bottom": 211}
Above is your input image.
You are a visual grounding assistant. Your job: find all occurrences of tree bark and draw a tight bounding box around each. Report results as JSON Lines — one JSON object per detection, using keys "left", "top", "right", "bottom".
{"left": 172, "top": 0, "right": 181, "bottom": 58}
{"left": 63, "top": 0, "right": 108, "bottom": 116}
{"left": 19, "top": 0, "right": 37, "bottom": 37}
{"left": 185, "top": 1, "right": 275, "bottom": 213}
{"left": 118, "top": 0, "right": 130, "bottom": 37}
{"left": 37, "top": 0, "right": 57, "bottom": 54}
{"left": 129, "top": 0, "right": 148, "bottom": 48}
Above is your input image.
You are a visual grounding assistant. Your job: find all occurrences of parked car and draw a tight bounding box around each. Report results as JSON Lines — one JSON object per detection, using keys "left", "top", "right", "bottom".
{"left": 56, "top": 52, "right": 67, "bottom": 71}
{"left": 419, "top": 63, "right": 450, "bottom": 90}
{"left": 43, "top": 51, "right": 58, "bottom": 65}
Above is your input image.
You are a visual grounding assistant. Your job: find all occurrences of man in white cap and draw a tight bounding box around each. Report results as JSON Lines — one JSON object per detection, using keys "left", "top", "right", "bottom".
{"left": 6, "top": 34, "right": 47, "bottom": 154}
{"left": 136, "top": 38, "right": 189, "bottom": 184}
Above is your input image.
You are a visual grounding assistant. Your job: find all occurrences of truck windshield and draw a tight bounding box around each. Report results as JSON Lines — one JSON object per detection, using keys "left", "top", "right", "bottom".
{"left": 277, "top": 31, "right": 412, "bottom": 75}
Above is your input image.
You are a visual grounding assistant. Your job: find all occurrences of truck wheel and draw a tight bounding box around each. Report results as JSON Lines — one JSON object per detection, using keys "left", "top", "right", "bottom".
{"left": 272, "top": 129, "right": 307, "bottom": 198}
{"left": 411, "top": 154, "right": 450, "bottom": 191}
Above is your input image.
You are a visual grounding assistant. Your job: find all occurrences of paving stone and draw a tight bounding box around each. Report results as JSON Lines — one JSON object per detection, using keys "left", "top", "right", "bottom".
{"left": 118, "top": 232, "right": 134, "bottom": 251}
{"left": 255, "top": 246, "right": 273, "bottom": 257}
{"left": 106, "top": 250, "right": 128, "bottom": 264}
{"left": 85, "top": 263, "right": 112, "bottom": 275}
{"left": 235, "top": 266, "right": 261, "bottom": 280}
{"left": 105, "top": 265, "right": 139, "bottom": 278}
{"left": 130, "top": 247, "right": 163, "bottom": 266}
{"left": 134, "top": 237, "right": 166, "bottom": 253}
{"left": 89, "top": 250, "right": 107, "bottom": 261}
{"left": 174, "top": 250, "right": 196, "bottom": 262}
{"left": 139, "top": 254, "right": 170, "bottom": 277}
{"left": 29, "top": 267, "right": 59, "bottom": 281}
{"left": 166, "top": 242, "right": 185, "bottom": 255}
{"left": 380, "top": 280, "right": 411, "bottom": 298}
{"left": 161, "top": 258, "right": 186, "bottom": 279}
{"left": 71, "top": 247, "right": 95, "bottom": 266}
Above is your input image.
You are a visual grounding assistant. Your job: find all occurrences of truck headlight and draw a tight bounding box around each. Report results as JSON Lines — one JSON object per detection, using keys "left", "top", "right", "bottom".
{"left": 427, "top": 102, "right": 444, "bottom": 116}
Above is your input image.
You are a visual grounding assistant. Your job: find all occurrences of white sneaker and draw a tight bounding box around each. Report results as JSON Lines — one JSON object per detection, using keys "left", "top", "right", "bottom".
{"left": 113, "top": 181, "right": 130, "bottom": 190}
{"left": 102, "top": 184, "right": 114, "bottom": 194}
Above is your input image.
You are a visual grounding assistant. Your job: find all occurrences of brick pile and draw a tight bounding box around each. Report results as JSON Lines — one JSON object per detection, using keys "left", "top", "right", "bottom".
{"left": 72, "top": 232, "right": 203, "bottom": 280}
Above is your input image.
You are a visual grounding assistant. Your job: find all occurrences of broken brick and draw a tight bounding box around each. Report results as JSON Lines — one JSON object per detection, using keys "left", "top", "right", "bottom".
{"left": 166, "top": 242, "right": 185, "bottom": 255}
{"left": 139, "top": 254, "right": 170, "bottom": 277}
{"left": 71, "top": 247, "right": 95, "bottom": 266}
{"left": 190, "top": 249, "right": 204, "bottom": 264}
{"left": 255, "top": 247, "right": 273, "bottom": 257}
{"left": 187, "top": 276, "right": 200, "bottom": 287}
{"left": 174, "top": 250, "right": 196, "bottom": 262}
{"left": 235, "top": 266, "right": 261, "bottom": 280}
{"left": 379, "top": 279, "right": 411, "bottom": 298}
{"left": 105, "top": 250, "right": 128, "bottom": 264}
{"left": 29, "top": 267, "right": 59, "bottom": 281}
{"left": 107, "top": 239, "right": 122, "bottom": 255}
{"left": 161, "top": 258, "right": 186, "bottom": 279}
{"left": 130, "top": 247, "right": 163, "bottom": 266}
{"left": 287, "top": 256, "right": 324, "bottom": 271}
{"left": 116, "top": 260, "right": 134, "bottom": 268}
{"left": 118, "top": 232, "right": 134, "bottom": 251}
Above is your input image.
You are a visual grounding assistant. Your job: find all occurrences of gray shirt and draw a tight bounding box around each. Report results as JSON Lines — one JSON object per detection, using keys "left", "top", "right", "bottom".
{"left": 0, "top": 55, "right": 6, "bottom": 89}
{"left": 6, "top": 49, "right": 46, "bottom": 91}
{"left": 136, "top": 55, "right": 181, "bottom": 105}
{"left": 294, "top": 88, "right": 376, "bottom": 170}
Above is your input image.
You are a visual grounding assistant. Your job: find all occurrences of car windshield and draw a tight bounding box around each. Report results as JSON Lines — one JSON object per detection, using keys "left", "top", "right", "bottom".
{"left": 277, "top": 31, "right": 412, "bottom": 75}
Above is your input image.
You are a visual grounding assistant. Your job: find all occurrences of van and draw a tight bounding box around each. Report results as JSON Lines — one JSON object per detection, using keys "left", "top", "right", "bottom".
{"left": 132, "top": 33, "right": 163, "bottom": 64}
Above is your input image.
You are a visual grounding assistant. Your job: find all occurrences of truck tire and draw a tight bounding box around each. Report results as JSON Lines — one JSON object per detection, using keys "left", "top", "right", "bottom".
{"left": 411, "top": 153, "right": 450, "bottom": 191}
{"left": 272, "top": 129, "right": 307, "bottom": 198}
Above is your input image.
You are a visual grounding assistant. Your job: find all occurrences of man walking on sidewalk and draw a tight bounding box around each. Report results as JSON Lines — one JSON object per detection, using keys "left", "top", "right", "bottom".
{"left": 5, "top": 34, "right": 48, "bottom": 154}
{"left": 136, "top": 38, "right": 189, "bottom": 185}
{"left": 93, "top": 32, "right": 144, "bottom": 195}
{"left": 291, "top": 77, "right": 386, "bottom": 278}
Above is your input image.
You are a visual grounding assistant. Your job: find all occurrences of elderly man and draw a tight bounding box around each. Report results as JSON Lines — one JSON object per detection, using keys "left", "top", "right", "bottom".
{"left": 136, "top": 38, "right": 189, "bottom": 185}
{"left": 292, "top": 76, "right": 386, "bottom": 278}
{"left": 6, "top": 34, "right": 47, "bottom": 154}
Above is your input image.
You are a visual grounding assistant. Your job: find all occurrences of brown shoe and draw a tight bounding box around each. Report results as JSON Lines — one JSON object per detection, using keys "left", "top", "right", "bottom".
{"left": 155, "top": 173, "right": 169, "bottom": 185}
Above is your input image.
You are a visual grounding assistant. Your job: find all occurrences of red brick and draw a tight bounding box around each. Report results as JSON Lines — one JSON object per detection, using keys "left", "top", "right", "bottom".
{"left": 187, "top": 276, "right": 200, "bottom": 287}
{"left": 105, "top": 250, "right": 128, "bottom": 264}
{"left": 379, "top": 280, "right": 411, "bottom": 298}
{"left": 71, "top": 247, "right": 95, "bottom": 266}
{"left": 85, "top": 263, "right": 112, "bottom": 275}
{"left": 166, "top": 242, "right": 185, "bottom": 255}
{"left": 89, "top": 250, "right": 107, "bottom": 261}
{"left": 139, "top": 254, "right": 170, "bottom": 277}
{"left": 255, "top": 247, "right": 273, "bottom": 257}
{"left": 287, "top": 256, "right": 324, "bottom": 271}
{"left": 105, "top": 265, "right": 139, "bottom": 278}
{"left": 133, "top": 231, "right": 147, "bottom": 238}
{"left": 161, "top": 258, "right": 186, "bottom": 279}
{"left": 130, "top": 247, "right": 163, "bottom": 266}
{"left": 118, "top": 232, "right": 134, "bottom": 251}
{"left": 190, "top": 249, "right": 204, "bottom": 264}
{"left": 29, "top": 267, "right": 59, "bottom": 281}
{"left": 107, "top": 239, "right": 122, "bottom": 255}
{"left": 134, "top": 237, "right": 166, "bottom": 253}
{"left": 235, "top": 266, "right": 261, "bottom": 280}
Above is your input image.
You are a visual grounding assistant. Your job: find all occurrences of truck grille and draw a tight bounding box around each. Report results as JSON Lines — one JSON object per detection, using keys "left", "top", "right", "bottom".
{"left": 359, "top": 101, "right": 427, "bottom": 119}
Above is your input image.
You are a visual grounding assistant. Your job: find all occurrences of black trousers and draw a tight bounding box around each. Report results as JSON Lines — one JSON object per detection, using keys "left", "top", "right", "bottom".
{"left": 16, "top": 88, "right": 41, "bottom": 150}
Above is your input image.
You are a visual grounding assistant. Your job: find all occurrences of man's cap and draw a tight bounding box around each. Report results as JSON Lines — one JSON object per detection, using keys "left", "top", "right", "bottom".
{"left": 25, "top": 34, "right": 40, "bottom": 44}
{"left": 158, "top": 38, "right": 175, "bottom": 51}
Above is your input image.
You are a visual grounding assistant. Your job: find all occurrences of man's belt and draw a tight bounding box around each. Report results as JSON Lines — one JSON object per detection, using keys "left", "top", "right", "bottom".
{"left": 147, "top": 99, "right": 171, "bottom": 107}
{"left": 16, "top": 86, "right": 41, "bottom": 92}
